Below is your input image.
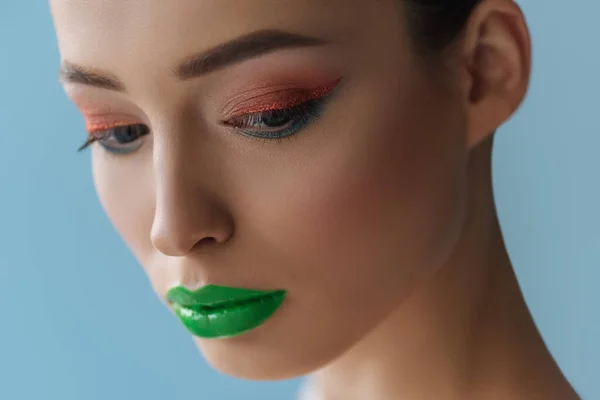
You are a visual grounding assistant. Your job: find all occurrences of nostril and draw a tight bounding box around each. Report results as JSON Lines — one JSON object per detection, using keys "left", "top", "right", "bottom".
{"left": 194, "top": 236, "right": 218, "bottom": 248}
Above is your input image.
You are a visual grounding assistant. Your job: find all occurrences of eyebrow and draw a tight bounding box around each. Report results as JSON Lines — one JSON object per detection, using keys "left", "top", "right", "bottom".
{"left": 59, "top": 29, "right": 327, "bottom": 92}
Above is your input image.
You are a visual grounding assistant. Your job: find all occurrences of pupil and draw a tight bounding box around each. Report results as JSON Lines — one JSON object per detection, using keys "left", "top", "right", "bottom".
{"left": 262, "top": 111, "right": 292, "bottom": 127}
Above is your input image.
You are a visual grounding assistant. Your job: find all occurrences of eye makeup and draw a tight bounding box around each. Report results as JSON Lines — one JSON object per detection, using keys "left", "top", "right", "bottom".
{"left": 218, "top": 78, "right": 342, "bottom": 140}
{"left": 222, "top": 79, "right": 341, "bottom": 119}
{"left": 73, "top": 64, "right": 343, "bottom": 152}
{"left": 77, "top": 110, "right": 150, "bottom": 153}
{"left": 78, "top": 123, "right": 150, "bottom": 153}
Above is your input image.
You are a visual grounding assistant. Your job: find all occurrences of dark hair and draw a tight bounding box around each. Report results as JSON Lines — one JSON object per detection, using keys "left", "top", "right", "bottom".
{"left": 404, "top": 0, "right": 482, "bottom": 53}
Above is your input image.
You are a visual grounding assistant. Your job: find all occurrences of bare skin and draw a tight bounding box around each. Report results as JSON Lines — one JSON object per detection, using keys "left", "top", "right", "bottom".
{"left": 50, "top": 0, "right": 580, "bottom": 398}
{"left": 301, "top": 138, "right": 579, "bottom": 400}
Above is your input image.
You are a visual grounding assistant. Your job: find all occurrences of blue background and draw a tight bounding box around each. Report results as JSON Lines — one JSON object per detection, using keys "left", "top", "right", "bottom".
{"left": 0, "top": 1, "right": 597, "bottom": 399}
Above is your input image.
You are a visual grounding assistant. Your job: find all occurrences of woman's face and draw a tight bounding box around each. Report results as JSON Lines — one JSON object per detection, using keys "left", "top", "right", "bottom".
{"left": 52, "top": 0, "right": 471, "bottom": 379}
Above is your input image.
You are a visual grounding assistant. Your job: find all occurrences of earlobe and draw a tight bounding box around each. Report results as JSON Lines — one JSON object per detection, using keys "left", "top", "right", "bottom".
{"left": 460, "top": 0, "right": 531, "bottom": 148}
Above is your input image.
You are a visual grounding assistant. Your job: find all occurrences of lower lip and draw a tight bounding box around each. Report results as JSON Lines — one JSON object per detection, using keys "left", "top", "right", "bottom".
{"left": 172, "top": 291, "right": 286, "bottom": 339}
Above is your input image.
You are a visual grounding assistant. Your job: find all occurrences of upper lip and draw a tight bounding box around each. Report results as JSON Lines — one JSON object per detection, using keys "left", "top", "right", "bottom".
{"left": 166, "top": 284, "right": 284, "bottom": 309}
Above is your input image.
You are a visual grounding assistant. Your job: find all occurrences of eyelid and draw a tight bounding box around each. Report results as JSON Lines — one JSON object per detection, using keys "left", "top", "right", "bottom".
{"left": 82, "top": 111, "right": 143, "bottom": 133}
{"left": 222, "top": 79, "right": 341, "bottom": 119}
{"left": 85, "top": 121, "right": 137, "bottom": 133}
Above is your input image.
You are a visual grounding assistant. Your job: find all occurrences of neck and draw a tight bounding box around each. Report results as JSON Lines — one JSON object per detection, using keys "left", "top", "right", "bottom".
{"left": 301, "top": 137, "right": 578, "bottom": 400}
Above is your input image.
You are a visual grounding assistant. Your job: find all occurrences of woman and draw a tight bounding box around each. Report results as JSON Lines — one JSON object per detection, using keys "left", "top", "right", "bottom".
{"left": 50, "top": 0, "right": 580, "bottom": 398}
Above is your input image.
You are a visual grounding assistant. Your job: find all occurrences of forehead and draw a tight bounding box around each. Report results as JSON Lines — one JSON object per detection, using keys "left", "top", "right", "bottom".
{"left": 50, "top": 0, "right": 400, "bottom": 59}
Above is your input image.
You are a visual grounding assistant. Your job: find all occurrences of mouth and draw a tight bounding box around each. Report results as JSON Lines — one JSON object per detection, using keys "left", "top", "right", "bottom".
{"left": 166, "top": 285, "right": 287, "bottom": 339}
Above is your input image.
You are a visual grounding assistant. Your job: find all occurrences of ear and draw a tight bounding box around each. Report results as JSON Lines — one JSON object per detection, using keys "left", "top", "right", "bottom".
{"left": 459, "top": 0, "right": 531, "bottom": 148}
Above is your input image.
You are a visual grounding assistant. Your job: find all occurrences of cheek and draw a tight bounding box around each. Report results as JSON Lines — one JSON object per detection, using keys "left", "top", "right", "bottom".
{"left": 242, "top": 88, "right": 468, "bottom": 307}
{"left": 91, "top": 148, "right": 155, "bottom": 266}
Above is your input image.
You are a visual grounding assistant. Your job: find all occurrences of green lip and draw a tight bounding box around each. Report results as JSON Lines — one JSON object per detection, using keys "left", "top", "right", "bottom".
{"left": 166, "top": 285, "right": 286, "bottom": 339}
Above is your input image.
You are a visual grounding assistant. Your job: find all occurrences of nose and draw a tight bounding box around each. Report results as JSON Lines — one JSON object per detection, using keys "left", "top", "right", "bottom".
{"left": 150, "top": 139, "right": 234, "bottom": 257}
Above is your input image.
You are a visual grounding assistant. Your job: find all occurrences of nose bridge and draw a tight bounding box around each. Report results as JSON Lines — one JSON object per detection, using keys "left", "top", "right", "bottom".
{"left": 150, "top": 131, "right": 232, "bottom": 256}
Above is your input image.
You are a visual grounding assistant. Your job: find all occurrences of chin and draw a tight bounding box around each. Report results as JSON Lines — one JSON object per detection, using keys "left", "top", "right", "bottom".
{"left": 191, "top": 332, "right": 349, "bottom": 381}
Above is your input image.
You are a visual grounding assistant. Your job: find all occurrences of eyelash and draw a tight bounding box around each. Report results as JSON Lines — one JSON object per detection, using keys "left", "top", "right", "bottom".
{"left": 221, "top": 98, "right": 326, "bottom": 141}
{"left": 77, "top": 86, "right": 336, "bottom": 153}
{"left": 77, "top": 123, "right": 150, "bottom": 153}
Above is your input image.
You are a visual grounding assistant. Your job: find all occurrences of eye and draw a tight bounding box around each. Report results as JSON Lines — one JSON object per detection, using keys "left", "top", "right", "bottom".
{"left": 222, "top": 98, "right": 326, "bottom": 140}
{"left": 78, "top": 124, "right": 150, "bottom": 154}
